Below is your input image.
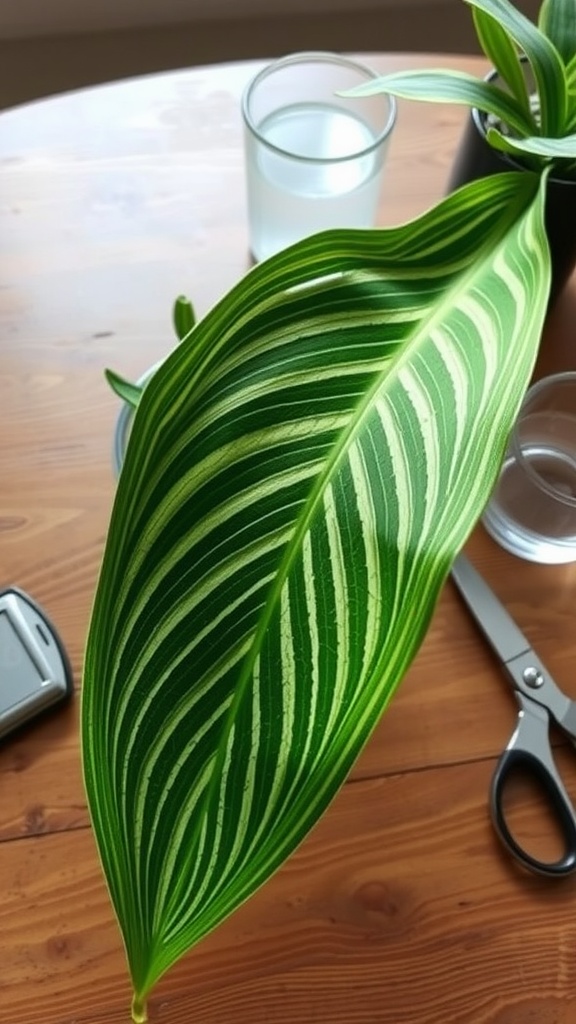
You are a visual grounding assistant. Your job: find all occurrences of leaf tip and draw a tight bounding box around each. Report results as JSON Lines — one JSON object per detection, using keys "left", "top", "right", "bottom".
{"left": 173, "top": 294, "right": 196, "bottom": 341}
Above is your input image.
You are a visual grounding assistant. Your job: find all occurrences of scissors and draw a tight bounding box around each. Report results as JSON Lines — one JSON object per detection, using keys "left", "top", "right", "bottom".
{"left": 451, "top": 553, "right": 576, "bottom": 877}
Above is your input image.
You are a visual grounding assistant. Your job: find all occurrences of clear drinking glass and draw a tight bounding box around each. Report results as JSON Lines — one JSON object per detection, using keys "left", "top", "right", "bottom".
{"left": 482, "top": 372, "right": 576, "bottom": 563}
{"left": 242, "top": 52, "right": 396, "bottom": 262}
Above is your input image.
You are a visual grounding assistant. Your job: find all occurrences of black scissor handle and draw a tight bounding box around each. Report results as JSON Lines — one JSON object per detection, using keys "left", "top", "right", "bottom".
{"left": 490, "top": 744, "right": 576, "bottom": 877}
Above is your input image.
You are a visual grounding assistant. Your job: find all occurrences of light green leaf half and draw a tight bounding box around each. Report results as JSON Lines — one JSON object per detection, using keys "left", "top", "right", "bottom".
{"left": 472, "top": 5, "right": 533, "bottom": 120}
{"left": 539, "top": 0, "right": 576, "bottom": 65}
{"left": 345, "top": 70, "right": 533, "bottom": 135}
{"left": 465, "top": 0, "right": 568, "bottom": 135}
{"left": 487, "top": 125, "right": 576, "bottom": 156}
{"left": 82, "top": 171, "right": 550, "bottom": 1022}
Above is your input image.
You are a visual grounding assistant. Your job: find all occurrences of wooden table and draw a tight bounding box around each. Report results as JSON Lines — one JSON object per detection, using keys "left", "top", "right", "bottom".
{"left": 2, "top": 53, "right": 576, "bottom": 1024}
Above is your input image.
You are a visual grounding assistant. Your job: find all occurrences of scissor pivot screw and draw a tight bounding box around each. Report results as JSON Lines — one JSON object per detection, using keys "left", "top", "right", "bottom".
{"left": 523, "top": 666, "right": 544, "bottom": 689}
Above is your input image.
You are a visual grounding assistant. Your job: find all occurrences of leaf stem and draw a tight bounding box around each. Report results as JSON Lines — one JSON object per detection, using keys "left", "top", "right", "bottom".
{"left": 131, "top": 993, "right": 148, "bottom": 1023}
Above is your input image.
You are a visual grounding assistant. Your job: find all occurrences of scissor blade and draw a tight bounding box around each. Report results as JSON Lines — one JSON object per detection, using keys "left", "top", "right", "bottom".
{"left": 451, "top": 554, "right": 531, "bottom": 665}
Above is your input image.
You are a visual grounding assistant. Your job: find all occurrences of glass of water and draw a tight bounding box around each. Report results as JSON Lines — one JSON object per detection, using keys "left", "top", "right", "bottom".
{"left": 482, "top": 372, "right": 576, "bottom": 563}
{"left": 241, "top": 52, "right": 396, "bottom": 262}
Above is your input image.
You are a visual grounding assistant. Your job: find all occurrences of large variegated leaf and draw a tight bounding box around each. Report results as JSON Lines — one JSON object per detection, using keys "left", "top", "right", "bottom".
{"left": 82, "top": 172, "right": 550, "bottom": 1022}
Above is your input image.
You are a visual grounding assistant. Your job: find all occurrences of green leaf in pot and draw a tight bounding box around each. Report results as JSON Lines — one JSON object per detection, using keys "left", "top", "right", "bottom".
{"left": 344, "top": 0, "right": 576, "bottom": 167}
{"left": 106, "top": 296, "right": 196, "bottom": 413}
{"left": 105, "top": 368, "right": 145, "bottom": 409}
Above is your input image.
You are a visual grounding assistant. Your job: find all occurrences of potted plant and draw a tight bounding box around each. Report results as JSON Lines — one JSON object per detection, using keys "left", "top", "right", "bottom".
{"left": 106, "top": 297, "right": 196, "bottom": 472}
{"left": 82, "top": 1, "right": 573, "bottom": 1020}
{"left": 347, "top": 0, "right": 576, "bottom": 299}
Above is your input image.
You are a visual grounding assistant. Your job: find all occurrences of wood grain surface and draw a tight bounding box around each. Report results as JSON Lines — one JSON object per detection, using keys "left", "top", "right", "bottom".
{"left": 2, "top": 54, "right": 576, "bottom": 1024}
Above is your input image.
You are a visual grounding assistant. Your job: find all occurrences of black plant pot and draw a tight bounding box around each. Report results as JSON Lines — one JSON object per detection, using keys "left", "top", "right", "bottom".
{"left": 448, "top": 105, "right": 576, "bottom": 305}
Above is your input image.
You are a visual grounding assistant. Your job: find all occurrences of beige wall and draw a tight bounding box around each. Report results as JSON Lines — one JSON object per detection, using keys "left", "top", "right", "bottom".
{"left": 0, "top": 0, "right": 542, "bottom": 111}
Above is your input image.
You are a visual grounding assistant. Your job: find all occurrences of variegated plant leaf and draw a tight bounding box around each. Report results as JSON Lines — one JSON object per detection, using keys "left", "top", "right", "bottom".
{"left": 487, "top": 125, "right": 576, "bottom": 156}
{"left": 345, "top": 69, "right": 534, "bottom": 135}
{"left": 472, "top": 4, "right": 532, "bottom": 119}
{"left": 539, "top": 0, "right": 576, "bottom": 65}
{"left": 82, "top": 171, "right": 550, "bottom": 1022}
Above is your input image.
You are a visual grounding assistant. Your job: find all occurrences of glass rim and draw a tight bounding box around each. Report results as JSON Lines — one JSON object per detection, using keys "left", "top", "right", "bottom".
{"left": 241, "top": 51, "right": 397, "bottom": 165}
{"left": 512, "top": 371, "right": 576, "bottom": 506}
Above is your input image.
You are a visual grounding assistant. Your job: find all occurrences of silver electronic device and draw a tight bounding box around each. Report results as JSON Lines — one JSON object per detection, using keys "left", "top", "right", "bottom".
{"left": 0, "top": 587, "right": 73, "bottom": 740}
